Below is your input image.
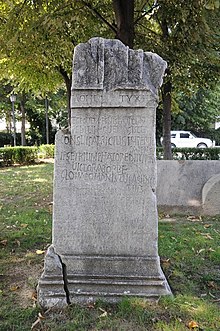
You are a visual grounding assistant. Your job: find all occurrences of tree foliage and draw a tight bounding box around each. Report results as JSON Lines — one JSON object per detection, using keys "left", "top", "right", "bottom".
{"left": 0, "top": 0, "right": 219, "bottom": 149}
{"left": 1, "top": 1, "right": 217, "bottom": 92}
{"left": 173, "top": 84, "right": 220, "bottom": 132}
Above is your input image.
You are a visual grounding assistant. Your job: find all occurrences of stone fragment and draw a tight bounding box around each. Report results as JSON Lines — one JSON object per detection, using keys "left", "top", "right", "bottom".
{"left": 37, "top": 245, "right": 68, "bottom": 308}
{"left": 202, "top": 174, "right": 220, "bottom": 215}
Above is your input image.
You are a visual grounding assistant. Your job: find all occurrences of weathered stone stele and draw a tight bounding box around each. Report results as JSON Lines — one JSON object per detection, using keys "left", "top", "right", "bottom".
{"left": 38, "top": 37, "right": 171, "bottom": 308}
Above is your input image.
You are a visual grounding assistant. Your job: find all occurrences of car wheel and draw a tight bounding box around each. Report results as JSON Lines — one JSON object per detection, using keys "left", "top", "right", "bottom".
{"left": 171, "top": 143, "right": 176, "bottom": 148}
{"left": 197, "top": 143, "right": 207, "bottom": 148}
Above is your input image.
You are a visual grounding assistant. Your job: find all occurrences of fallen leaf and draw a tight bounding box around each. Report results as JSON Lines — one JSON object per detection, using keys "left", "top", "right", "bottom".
{"left": 10, "top": 285, "right": 20, "bottom": 291}
{"left": 204, "top": 224, "right": 212, "bottom": 228}
{"left": 38, "top": 312, "right": 45, "bottom": 320}
{"left": 197, "top": 249, "right": 205, "bottom": 255}
{"left": 98, "top": 307, "right": 106, "bottom": 313}
{"left": 188, "top": 320, "right": 199, "bottom": 329}
{"left": 99, "top": 311, "right": 108, "bottom": 318}
{"left": 200, "top": 233, "right": 214, "bottom": 240}
{"left": 209, "top": 291, "right": 216, "bottom": 298}
{"left": 31, "top": 291, "right": 37, "bottom": 302}
{"left": 171, "top": 236, "right": 177, "bottom": 242}
{"left": 87, "top": 303, "right": 95, "bottom": 309}
{"left": 31, "top": 317, "right": 41, "bottom": 330}
{"left": 98, "top": 307, "right": 108, "bottom": 317}
{"left": 187, "top": 216, "right": 202, "bottom": 222}
{"left": 36, "top": 250, "right": 45, "bottom": 255}
{"left": 207, "top": 281, "right": 218, "bottom": 289}
{"left": 161, "top": 258, "right": 170, "bottom": 263}
{"left": 14, "top": 239, "right": 20, "bottom": 247}
{"left": 212, "top": 298, "right": 220, "bottom": 302}
{"left": 208, "top": 248, "right": 215, "bottom": 252}
{"left": 205, "top": 234, "right": 214, "bottom": 240}
{"left": 0, "top": 240, "right": 8, "bottom": 246}
{"left": 20, "top": 223, "right": 28, "bottom": 228}
{"left": 161, "top": 258, "right": 171, "bottom": 268}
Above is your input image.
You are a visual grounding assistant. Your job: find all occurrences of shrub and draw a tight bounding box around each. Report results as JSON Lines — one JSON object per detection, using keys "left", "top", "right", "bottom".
{"left": 0, "top": 146, "right": 38, "bottom": 166}
{"left": 38, "top": 144, "right": 55, "bottom": 158}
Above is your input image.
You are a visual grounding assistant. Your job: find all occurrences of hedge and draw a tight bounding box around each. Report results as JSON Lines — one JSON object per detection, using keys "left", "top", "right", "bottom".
{"left": 0, "top": 146, "right": 38, "bottom": 166}
{"left": 38, "top": 144, "right": 55, "bottom": 158}
{"left": 156, "top": 147, "right": 220, "bottom": 160}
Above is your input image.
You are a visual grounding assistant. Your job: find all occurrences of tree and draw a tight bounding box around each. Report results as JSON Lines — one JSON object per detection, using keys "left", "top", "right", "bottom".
{"left": 0, "top": 0, "right": 219, "bottom": 153}
{"left": 0, "top": 0, "right": 113, "bottom": 125}
{"left": 173, "top": 83, "right": 220, "bottom": 133}
{"left": 134, "top": 1, "right": 220, "bottom": 158}
{"left": 112, "top": 0, "right": 134, "bottom": 48}
{"left": 104, "top": 0, "right": 219, "bottom": 157}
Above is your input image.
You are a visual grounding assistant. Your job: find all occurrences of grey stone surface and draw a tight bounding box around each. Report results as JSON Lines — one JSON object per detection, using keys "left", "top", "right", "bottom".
{"left": 157, "top": 160, "right": 220, "bottom": 215}
{"left": 38, "top": 38, "right": 171, "bottom": 308}
{"left": 37, "top": 245, "right": 67, "bottom": 308}
{"left": 72, "top": 38, "right": 166, "bottom": 96}
{"left": 202, "top": 174, "right": 220, "bottom": 215}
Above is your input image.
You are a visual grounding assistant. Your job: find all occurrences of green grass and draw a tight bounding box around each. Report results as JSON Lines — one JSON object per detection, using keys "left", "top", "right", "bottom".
{"left": 0, "top": 163, "right": 220, "bottom": 331}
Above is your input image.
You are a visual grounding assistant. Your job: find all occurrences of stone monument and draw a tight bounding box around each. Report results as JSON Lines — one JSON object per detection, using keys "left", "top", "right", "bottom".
{"left": 38, "top": 37, "right": 171, "bottom": 308}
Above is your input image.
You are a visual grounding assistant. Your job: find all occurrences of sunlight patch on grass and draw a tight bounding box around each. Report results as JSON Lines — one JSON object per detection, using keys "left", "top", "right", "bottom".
{"left": 32, "top": 177, "right": 48, "bottom": 183}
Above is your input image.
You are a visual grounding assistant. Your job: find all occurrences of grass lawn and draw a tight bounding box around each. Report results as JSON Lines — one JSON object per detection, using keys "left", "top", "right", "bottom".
{"left": 0, "top": 163, "right": 220, "bottom": 331}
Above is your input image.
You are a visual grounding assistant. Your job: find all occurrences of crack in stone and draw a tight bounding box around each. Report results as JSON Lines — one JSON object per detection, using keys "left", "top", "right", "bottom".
{"left": 58, "top": 255, "right": 71, "bottom": 305}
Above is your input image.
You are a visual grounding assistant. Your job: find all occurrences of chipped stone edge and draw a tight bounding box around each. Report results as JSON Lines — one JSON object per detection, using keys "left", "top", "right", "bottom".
{"left": 37, "top": 245, "right": 69, "bottom": 309}
{"left": 72, "top": 37, "right": 167, "bottom": 99}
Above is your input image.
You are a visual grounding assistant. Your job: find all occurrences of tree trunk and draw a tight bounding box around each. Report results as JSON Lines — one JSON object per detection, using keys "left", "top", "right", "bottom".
{"left": 6, "top": 109, "right": 12, "bottom": 134}
{"left": 161, "top": 19, "right": 172, "bottom": 159}
{"left": 112, "top": 0, "right": 134, "bottom": 48}
{"left": 20, "top": 96, "right": 26, "bottom": 146}
{"left": 45, "top": 96, "right": 49, "bottom": 144}
{"left": 58, "top": 66, "right": 72, "bottom": 127}
{"left": 162, "top": 73, "right": 172, "bottom": 160}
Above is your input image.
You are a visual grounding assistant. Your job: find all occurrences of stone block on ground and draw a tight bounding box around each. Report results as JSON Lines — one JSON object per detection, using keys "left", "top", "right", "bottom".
{"left": 38, "top": 37, "right": 171, "bottom": 308}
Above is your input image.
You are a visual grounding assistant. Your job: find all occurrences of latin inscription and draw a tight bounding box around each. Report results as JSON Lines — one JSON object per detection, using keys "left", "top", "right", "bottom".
{"left": 75, "top": 93, "right": 144, "bottom": 103}
{"left": 59, "top": 151, "right": 149, "bottom": 164}
{"left": 61, "top": 168, "right": 154, "bottom": 186}
{"left": 63, "top": 134, "right": 153, "bottom": 147}
{"left": 71, "top": 91, "right": 151, "bottom": 108}
{"left": 72, "top": 114, "right": 146, "bottom": 127}
{"left": 58, "top": 111, "right": 155, "bottom": 190}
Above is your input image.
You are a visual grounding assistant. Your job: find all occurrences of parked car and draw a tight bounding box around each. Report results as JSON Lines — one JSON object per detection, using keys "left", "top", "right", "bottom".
{"left": 161, "top": 131, "right": 215, "bottom": 148}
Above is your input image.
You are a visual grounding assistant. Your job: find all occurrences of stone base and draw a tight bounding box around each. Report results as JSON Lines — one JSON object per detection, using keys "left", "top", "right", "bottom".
{"left": 38, "top": 245, "right": 171, "bottom": 308}
{"left": 67, "top": 274, "right": 171, "bottom": 304}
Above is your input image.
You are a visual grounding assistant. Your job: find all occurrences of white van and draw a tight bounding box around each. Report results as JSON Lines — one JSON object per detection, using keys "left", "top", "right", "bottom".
{"left": 161, "top": 131, "right": 215, "bottom": 148}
